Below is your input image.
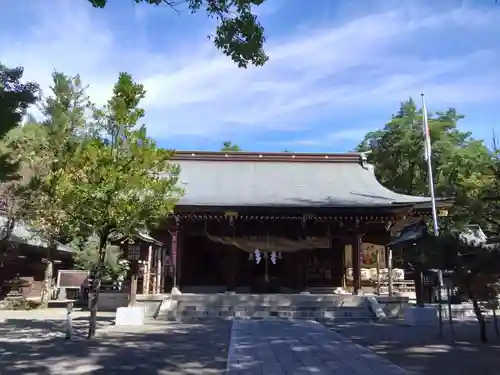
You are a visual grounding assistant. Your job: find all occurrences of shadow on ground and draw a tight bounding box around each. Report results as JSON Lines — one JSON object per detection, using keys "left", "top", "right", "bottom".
{"left": 0, "top": 318, "right": 231, "bottom": 375}
{"left": 327, "top": 319, "right": 500, "bottom": 375}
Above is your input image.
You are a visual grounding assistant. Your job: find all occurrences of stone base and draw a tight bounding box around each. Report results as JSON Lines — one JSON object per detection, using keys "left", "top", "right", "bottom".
{"left": 366, "top": 296, "right": 387, "bottom": 320}
{"left": 155, "top": 293, "right": 389, "bottom": 321}
{"left": 170, "top": 287, "right": 182, "bottom": 295}
{"left": 115, "top": 306, "right": 146, "bottom": 326}
{"left": 403, "top": 306, "right": 437, "bottom": 326}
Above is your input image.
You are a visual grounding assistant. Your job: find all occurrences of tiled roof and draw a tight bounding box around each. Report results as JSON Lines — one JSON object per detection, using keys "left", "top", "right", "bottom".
{"left": 0, "top": 215, "right": 72, "bottom": 252}
{"left": 168, "top": 151, "right": 439, "bottom": 208}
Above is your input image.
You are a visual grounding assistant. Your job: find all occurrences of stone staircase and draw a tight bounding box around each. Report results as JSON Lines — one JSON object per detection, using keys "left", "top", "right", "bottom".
{"left": 154, "top": 293, "right": 379, "bottom": 321}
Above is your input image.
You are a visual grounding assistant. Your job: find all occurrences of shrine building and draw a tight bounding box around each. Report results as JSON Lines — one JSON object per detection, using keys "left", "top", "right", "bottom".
{"left": 144, "top": 151, "right": 451, "bottom": 295}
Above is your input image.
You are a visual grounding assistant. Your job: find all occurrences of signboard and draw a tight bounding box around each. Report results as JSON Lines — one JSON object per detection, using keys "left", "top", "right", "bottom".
{"left": 57, "top": 270, "right": 89, "bottom": 288}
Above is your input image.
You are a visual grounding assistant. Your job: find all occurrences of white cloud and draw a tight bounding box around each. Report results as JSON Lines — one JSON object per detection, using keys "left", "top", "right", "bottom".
{"left": 260, "top": 129, "right": 371, "bottom": 147}
{"left": 1, "top": 1, "right": 499, "bottom": 140}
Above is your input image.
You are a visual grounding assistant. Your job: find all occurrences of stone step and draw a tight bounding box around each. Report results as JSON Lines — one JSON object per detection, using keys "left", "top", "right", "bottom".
{"left": 153, "top": 293, "right": 379, "bottom": 322}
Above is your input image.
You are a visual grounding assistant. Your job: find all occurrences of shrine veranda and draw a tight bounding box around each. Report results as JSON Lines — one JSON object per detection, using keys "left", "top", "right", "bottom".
{"left": 113, "top": 151, "right": 451, "bottom": 320}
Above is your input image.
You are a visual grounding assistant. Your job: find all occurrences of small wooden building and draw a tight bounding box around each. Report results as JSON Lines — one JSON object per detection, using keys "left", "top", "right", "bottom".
{"left": 0, "top": 216, "right": 73, "bottom": 299}
{"left": 114, "top": 232, "right": 165, "bottom": 295}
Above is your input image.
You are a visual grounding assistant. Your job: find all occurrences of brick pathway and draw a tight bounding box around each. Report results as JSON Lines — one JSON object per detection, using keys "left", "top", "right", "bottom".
{"left": 226, "top": 319, "right": 410, "bottom": 375}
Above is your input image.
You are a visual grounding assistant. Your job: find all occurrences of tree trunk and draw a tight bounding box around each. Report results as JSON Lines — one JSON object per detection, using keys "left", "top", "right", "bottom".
{"left": 87, "top": 232, "right": 108, "bottom": 338}
{"left": 492, "top": 296, "right": 499, "bottom": 338}
{"left": 471, "top": 297, "right": 488, "bottom": 343}
{"left": 40, "top": 241, "right": 55, "bottom": 308}
{"left": 466, "top": 275, "right": 488, "bottom": 343}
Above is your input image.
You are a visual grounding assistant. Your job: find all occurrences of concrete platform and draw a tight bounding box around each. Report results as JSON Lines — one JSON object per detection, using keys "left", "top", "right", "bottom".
{"left": 226, "top": 319, "right": 409, "bottom": 374}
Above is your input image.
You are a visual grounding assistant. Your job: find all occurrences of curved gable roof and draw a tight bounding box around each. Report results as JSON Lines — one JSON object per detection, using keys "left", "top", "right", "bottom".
{"left": 168, "top": 151, "right": 442, "bottom": 208}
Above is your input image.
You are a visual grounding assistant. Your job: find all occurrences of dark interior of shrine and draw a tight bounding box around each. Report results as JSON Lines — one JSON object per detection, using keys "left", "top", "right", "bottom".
{"left": 179, "top": 233, "right": 345, "bottom": 293}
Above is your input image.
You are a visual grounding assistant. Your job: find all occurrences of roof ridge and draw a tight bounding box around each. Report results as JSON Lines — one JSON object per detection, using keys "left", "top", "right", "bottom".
{"left": 171, "top": 151, "right": 364, "bottom": 163}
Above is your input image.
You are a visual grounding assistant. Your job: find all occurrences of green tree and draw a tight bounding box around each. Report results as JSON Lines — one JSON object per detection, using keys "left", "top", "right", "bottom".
{"left": 0, "top": 121, "right": 48, "bottom": 261}
{"left": 71, "top": 236, "right": 129, "bottom": 283}
{"left": 0, "top": 63, "right": 39, "bottom": 181}
{"left": 357, "top": 98, "right": 492, "bottom": 229}
{"left": 88, "top": 0, "right": 268, "bottom": 68}
{"left": 17, "top": 72, "right": 89, "bottom": 307}
{"left": 429, "top": 234, "right": 500, "bottom": 343}
{"left": 63, "top": 72, "right": 182, "bottom": 337}
{"left": 465, "top": 137, "right": 500, "bottom": 235}
{"left": 220, "top": 140, "right": 242, "bottom": 151}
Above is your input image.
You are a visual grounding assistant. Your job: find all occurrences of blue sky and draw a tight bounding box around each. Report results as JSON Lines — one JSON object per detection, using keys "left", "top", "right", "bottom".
{"left": 1, "top": 0, "right": 499, "bottom": 152}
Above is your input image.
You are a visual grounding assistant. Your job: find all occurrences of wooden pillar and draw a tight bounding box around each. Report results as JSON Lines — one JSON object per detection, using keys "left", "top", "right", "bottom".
{"left": 285, "top": 252, "right": 294, "bottom": 289}
{"left": 151, "top": 247, "right": 157, "bottom": 294}
{"left": 129, "top": 262, "right": 138, "bottom": 306}
{"left": 178, "top": 232, "right": 184, "bottom": 288}
{"left": 352, "top": 234, "right": 362, "bottom": 295}
{"left": 226, "top": 247, "right": 237, "bottom": 291}
{"left": 144, "top": 245, "right": 152, "bottom": 294}
{"left": 156, "top": 247, "right": 162, "bottom": 294}
{"left": 162, "top": 245, "right": 169, "bottom": 292}
{"left": 329, "top": 238, "right": 343, "bottom": 288}
{"left": 298, "top": 250, "right": 307, "bottom": 291}
{"left": 376, "top": 247, "right": 381, "bottom": 295}
{"left": 170, "top": 229, "right": 180, "bottom": 291}
{"left": 293, "top": 252, "right": 303, "bottom": 291}
{"left": 340, "top": 239, "right": 346, "bottom": 289}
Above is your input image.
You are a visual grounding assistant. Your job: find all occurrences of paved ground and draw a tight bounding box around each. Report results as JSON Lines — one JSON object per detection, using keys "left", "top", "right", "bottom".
{"left": 226, "top": 319, "right": 409, "bottom": 375}
{"left": 0, "top": 310, "right": 231, "bottom": 375}
{"left": 329, "top": 319, "right": 500, "bottom": 375}
{"left": 2, "top": 309, "right": 499, "bottom": 375}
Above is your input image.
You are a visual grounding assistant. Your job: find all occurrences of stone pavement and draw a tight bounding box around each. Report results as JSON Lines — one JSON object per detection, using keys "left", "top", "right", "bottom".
{"left": 5, "top": 309, "right": 486, "bottom": 375}
{"left": 0, "top": 312, "right": 231, "bottom": 375}
{"left": 226, "top": 319, "right": 410, "bottom": 375}
{"left": 330, "top": 320, "right": 500, "bottom": 375}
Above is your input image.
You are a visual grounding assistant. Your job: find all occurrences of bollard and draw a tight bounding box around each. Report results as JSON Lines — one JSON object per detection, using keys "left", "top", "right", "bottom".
{"left": 65, "top": 301, "right": 73, "bottom": 340}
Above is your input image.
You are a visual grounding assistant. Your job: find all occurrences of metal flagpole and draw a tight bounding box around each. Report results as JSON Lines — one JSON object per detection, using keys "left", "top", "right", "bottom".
{"left": 421, "top": 93, "right": 444, "bottom": 337}
{"left": 421, "top": 94, "right": 439, "bottom": 236}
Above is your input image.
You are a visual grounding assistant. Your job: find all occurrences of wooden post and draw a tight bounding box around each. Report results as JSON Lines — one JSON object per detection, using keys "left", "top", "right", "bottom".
{"left": 226, "top": 247, "right": 237, "bottom": 291}
{"left": 376, "top": 247, "right": 381, "bottom": 295}
{"left": 143, "top": 245, "right": 152, "bottom": 294}
{"left": 387, "top": 246, "right": 393, "bottom": 296}
{"left": 352, "top": 234, "right": 362, "bottom": 295}
{"left": 129, "top": 262, "right": 138, "bottom": 306}
{"left": 156, "top": 247, "right": 162, "bottom": 294}
{"left": 151, "top": 247, "right": 157, "bottom": 294}
{"left": 170, "top": 228, "right": 180, "bottom": 293}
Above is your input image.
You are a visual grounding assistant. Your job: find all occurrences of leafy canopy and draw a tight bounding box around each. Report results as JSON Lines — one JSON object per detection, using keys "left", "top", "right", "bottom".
{"left": 71, "top": 236, "right": 129, "bottom": 282}
{"left": 64, "top": 72, "right": 183, "bottom": 242}
{"left": 88, "top": 0, "right": 268, "bottom": 68}
{"left": 220, "top": 140, "right": 242, "bottom": 151}
{"left": 0, "top": 63, "right": 39, "bottom": 181}
{"left": 0, "top": 120, "right": 49, "bottom": 243}
{"left": 357, "top": 98, "right": 492, "bottom": 230}
{"left": 18, "top": 72, "right": 90, "bottom": 243}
